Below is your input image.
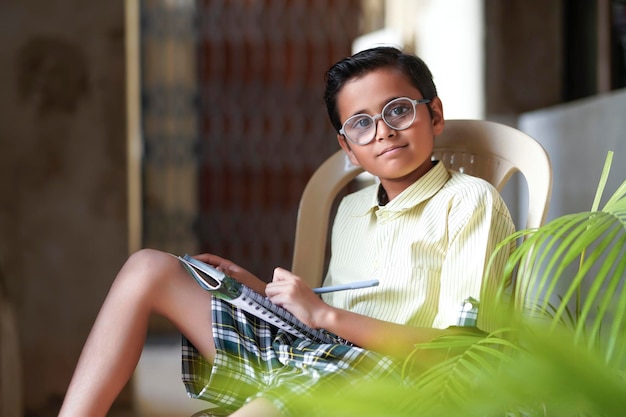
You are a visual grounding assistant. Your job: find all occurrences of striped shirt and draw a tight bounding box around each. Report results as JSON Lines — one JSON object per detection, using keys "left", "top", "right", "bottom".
{"left": 321, "top": 161, "right": 515, "bottom": 331}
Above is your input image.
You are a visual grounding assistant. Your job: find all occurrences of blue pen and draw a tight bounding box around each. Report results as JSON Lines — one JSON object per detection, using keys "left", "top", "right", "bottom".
{"left": 313, "top": 279, "right": 379, "bottom": 294}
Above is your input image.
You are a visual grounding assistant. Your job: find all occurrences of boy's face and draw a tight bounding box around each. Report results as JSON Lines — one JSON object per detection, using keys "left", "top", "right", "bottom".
{"left": 335, "top": 67, "right": 444, "bottom": 191}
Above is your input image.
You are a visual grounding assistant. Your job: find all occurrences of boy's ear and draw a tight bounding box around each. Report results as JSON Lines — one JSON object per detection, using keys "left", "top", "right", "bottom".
{"left": 429, "top": 96, "right": 445, "bottom": 136}
{"left": 336, "top": 134, "right": 361, "bottom": 167}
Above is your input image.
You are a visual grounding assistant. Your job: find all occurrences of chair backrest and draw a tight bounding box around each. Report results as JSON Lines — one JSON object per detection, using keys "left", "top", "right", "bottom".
{"left": 291, "top": 119, "right": 553, "bottom": 288}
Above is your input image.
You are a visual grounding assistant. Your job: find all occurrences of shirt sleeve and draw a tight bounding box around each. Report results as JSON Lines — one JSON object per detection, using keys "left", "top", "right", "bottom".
{"left": 433, "top": 190, "right": 515, "bottom": 331}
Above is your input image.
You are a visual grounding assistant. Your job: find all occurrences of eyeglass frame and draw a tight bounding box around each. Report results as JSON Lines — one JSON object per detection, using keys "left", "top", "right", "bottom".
{"left": 338, "top": 97, "right": 431, "bottom": 146}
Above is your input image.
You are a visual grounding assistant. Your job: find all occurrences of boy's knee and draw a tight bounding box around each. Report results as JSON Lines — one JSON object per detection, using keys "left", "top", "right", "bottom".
{"left": 120, "top": 249, "right": 178, "bottom": 288}
{"left": 128, "top": 248, "right": 166, "bottom": 264}
{"left": 126, "top": 248, "right": 163, "bottom": 271}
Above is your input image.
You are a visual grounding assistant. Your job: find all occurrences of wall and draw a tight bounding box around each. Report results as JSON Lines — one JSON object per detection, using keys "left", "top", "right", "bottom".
{"left": 0, "top": 1, "right": 128, "bottom": 414}
{"left": 519, "top": 88, "right": 626, "bottom": 220}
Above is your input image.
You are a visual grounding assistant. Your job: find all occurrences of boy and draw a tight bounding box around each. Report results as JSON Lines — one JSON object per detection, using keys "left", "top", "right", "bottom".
{"left": 58, "top": 47, "right": 515, "bottom": 417}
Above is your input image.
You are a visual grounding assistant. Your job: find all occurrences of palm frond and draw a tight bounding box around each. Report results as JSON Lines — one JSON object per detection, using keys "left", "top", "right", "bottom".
{"left": 487, "top": 151, "right": 626, "bottom": 364}
{"left": 401, "top": 329, "right": 520, "bottom": 413}
{"left": 590, "top": 150, "right": 613, "bottom": 211}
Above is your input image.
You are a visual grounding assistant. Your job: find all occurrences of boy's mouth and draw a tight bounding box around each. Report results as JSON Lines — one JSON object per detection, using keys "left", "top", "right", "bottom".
{"left": 378, "top": 144, "right": 407, "bottom": 156}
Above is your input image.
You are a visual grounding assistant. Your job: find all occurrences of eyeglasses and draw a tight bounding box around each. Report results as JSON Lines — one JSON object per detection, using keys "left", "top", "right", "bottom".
{"left": 339, "top": 97, "right": 431, "bottom": 146}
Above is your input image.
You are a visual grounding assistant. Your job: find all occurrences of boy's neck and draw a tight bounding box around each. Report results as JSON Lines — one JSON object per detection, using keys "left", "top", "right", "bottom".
{"left": 378, "top": 160, "right": 436, "bottom": 203}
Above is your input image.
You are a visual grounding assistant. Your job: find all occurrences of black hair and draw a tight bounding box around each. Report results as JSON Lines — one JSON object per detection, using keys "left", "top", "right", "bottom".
{"left": 323, "top": 46, "right": 438, "bottom": 132}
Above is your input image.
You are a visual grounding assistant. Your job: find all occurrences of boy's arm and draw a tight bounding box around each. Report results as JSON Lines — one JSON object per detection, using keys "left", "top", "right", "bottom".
{"left": 267, "top": 267, "right": 455, "bottom": 358}
{"left": 315, "top": 303, "right": 449, "bottom": 357}
{"left": 435, "top": 196, "right": 515, "bottom": 331}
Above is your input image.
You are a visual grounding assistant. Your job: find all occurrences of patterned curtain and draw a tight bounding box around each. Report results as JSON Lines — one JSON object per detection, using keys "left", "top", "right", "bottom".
{"left": 196, "top": 0, "right": 361, "bottom": 278}
{"left": 141, "top": 0, "right": 361, "bottom": 282}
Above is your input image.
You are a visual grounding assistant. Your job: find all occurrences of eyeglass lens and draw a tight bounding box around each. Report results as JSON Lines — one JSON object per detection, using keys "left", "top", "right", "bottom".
{"left": 343, "top": 98, "right": 416, "bottom": 145}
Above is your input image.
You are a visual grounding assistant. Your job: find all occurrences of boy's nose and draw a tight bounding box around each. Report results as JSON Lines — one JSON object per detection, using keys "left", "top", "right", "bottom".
{"left": 375, "top": 118, "right": 395, "bottom": 140}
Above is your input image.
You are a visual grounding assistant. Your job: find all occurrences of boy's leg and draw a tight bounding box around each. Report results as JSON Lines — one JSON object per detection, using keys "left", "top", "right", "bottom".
{"left": 58, "top": 249, "right": 216, "bottom": 417}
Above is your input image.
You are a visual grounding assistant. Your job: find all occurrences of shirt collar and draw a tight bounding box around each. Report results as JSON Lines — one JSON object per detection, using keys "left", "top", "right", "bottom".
{"left": 355, "top": 161, "right": 450, "bottom": 215}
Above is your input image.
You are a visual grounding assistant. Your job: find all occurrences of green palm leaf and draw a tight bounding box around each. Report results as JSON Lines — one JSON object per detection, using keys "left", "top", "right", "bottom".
{"left": 488, "top": 152, "right": 626, "bottom": 362}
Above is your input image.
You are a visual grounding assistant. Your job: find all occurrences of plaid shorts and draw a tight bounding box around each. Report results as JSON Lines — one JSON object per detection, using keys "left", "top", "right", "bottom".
{"left": 182, "top": 297, "right": 401, "bottom": 416}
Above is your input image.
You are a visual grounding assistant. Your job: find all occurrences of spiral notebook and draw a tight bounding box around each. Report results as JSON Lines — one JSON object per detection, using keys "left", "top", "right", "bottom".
{"left": 175, "top": 254, "right": 350, "bottom": 345}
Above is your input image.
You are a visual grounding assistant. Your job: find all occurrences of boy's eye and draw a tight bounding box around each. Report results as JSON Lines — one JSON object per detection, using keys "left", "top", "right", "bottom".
{"left": 386, "top": 104, "right": 411, "bottom": 118}
{"left": 349, "top": 116, "right": 373, "bottom": 130}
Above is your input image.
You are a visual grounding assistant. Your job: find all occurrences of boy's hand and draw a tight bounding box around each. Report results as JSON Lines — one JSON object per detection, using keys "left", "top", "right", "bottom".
{"left": 265, "top": 267, "right": 329, "bottom": 329}
{"left": 193, "top": 253, "right": 243, "bottom": 275}
{"left": 193, "top": 253, "right": 266, "bottom": 294}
